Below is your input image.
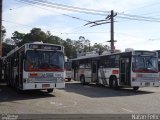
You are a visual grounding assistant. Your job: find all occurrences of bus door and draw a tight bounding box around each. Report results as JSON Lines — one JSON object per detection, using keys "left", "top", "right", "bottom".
{"left": 120, "top": 58, "right": 131, "bottom": 85}
{"left": 92, "top": 61, "right": 98, "bottom": 82}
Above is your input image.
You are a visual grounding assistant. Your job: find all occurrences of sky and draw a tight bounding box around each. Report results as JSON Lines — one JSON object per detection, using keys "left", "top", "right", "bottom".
{"left": 3, "top": 0, "right": 160, "bottom": 51}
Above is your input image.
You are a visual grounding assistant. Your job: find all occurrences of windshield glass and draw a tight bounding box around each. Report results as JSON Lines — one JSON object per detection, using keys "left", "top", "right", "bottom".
{"left": 132, "top": 56, "right": 158, "bottom": 73}
{"left": 65, "top": 62, "right": 72, "bottom": 69}
{"left": 25, "top": 50, "right": 64, "bottom": 71}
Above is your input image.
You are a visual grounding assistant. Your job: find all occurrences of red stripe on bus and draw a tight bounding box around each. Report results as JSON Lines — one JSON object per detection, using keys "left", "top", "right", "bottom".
{"left": 112, "top": 70, "right": 119, "bottom": 74}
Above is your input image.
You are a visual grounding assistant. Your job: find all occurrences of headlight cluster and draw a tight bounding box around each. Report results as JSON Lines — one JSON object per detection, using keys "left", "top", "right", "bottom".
{"left": 27, "top": 78, "right": 35, "bottom": 83}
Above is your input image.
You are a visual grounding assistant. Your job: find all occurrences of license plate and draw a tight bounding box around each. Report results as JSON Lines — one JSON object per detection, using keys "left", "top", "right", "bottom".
{"left": 42, "top": 84, "right": 50, "bottom": 88}
{"left": 145, "top": 82, "right": 150, "bottom": 86}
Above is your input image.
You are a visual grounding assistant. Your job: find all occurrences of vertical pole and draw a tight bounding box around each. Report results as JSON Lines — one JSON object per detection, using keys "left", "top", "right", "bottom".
{"left": 0, "top": 0, "right": 2, "bottom": 82}
{"left": 110, "top": 10, "right": 115, "bottom": 53}
{"left": 0, "top": 0, "right": 2, "bottom": 57}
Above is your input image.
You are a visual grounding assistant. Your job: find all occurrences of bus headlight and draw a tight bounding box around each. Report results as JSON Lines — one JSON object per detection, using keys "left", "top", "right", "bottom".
{"left": 27, "top": 78, "right": 35, "bottom": 83}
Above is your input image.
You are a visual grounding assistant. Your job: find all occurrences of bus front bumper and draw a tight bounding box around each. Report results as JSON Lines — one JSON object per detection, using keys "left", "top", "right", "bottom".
{"left": 132, "top": 81, "right": 159, "bottom": 87}
{"left": 22, "top": 82, "right": 65, "bottom": 90}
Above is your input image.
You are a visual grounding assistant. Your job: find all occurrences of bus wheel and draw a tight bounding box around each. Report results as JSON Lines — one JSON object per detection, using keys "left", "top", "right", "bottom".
{"left": 47, "top": 89, "right": 54, "bottom": 93}
{"left": 109, "top": 79, "right": 112, "bottom": 88}
{"left": 112, "top": 77, "right": 118, "bottom": 89}
{"left": 80, "top": 76, "right": 85, "bottom": 85}
{"left": 133, "top": 87, "right": 139, "bottom": 91}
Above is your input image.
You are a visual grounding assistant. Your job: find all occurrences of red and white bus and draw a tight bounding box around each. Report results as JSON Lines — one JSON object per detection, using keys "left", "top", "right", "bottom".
{"left": 72, "top": 50, "right": 159, "bottom": 90}
{"left": 4, "top": 42, "right": 65, "bottom": 93}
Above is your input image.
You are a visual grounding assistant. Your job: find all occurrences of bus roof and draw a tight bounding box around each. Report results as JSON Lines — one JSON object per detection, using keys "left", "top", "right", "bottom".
{"left": 72, "top": 50, "right": 157, "bottom": 61}
{"left": 6, "top": 42, "right": 64, "bottom": 57}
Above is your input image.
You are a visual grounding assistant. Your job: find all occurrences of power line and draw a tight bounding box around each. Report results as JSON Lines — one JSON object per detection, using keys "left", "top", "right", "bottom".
{"left": 33, "top": 0, "right": 109, "bottom": 13}
{"left": 85, "top": 10, "right": 117, "bottom": 52}
{"left": 15, "top": 0, "right": 160, "bottom": 23}
{"left": 3, "top": 19, "right": 96, "bottom": 39}
{"left": 13, "top": 0, "right": 101, "bottom": 36}
{"left": 15, "top": 0, "right": 93, "bottom": 23}
{"left": 119, "top": 13, "right": 160, "bottom": 20}
{"left": 17, "top": 0, "right": 108, "bottom": 16}
{"left": 9, "top": 4, "right": 30, "bottom": 11}
{"left": 17, "top": 0, "right": 160, "bottom": 23}
{"left": 123, "top": 2, "right": 160, "bottom": 13}
{"left": 117, "top": 16, "right": 160, "bottom": 22}
{"left": 117, "top": 12, "right": 160, "bottom": 22}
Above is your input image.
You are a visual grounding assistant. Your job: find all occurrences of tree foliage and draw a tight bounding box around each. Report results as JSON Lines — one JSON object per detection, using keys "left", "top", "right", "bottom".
{"left": 2, "top": 42, "right": 15, "bottom": 57}
{"left": 3, "top": 28, "right": 109, "bottom": 58}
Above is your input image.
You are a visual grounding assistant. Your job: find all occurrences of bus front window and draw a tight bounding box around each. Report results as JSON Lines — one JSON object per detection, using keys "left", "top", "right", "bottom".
{"left": 65, "top": 62, "right": 72, "bottom": 70}
{"left": 25, "top": 50, "right": 64, "bottom": 71}
{"left": 132, "top": 56, "right": 158, "bottom": 73}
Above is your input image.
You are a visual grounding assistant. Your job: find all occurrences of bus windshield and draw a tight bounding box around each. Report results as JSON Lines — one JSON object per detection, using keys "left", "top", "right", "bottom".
{"left": 132, "top": 56, "right": 158, "bottom": 73}
{"left": 65, "top": 61, "right": 72, "bottom": 70}
{"left": 25, "top": 50, "right": 64, "bottom": 71}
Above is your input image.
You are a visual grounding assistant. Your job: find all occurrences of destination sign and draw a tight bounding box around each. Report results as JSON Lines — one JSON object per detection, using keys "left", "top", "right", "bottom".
{"left": 135, "top": 51, "right": 156, "bottom": 56}
{"left": 29, "top": 44, "right": 62, "bottom": 50}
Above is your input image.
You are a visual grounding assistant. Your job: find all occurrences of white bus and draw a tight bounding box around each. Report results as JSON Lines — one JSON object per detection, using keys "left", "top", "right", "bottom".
{"left": 64, "top": 60, "right": 72, "bottom": 81}
{"left": 4, "top": 42, "right": 65, "bottom": 93}
{"left": 72, "top": 50, "right": 159, "bottom": 90}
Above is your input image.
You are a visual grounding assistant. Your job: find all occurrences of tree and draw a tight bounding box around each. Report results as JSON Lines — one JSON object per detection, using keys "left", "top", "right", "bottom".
{"left": 63, "top": 39, "right": 77, "bottom": 58}
{"left": 7, "top": 28, "right": 109, "bottom": 58}
{"left": 2, "top": 42, "right": 15, "bottom": 56}
{"left": 4, "top": 27, "right": 76, "bottom": 57}
{"left": 12, "top": 31, "right": 25, "bottom": 46}
{"left": 92, "top": 43, "right": 110, "bottom": 55}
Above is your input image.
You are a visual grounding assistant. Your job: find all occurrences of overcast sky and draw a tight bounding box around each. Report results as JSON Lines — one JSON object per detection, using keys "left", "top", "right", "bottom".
{"left": 3, "top": 0, "right": 160, "bottom": 51}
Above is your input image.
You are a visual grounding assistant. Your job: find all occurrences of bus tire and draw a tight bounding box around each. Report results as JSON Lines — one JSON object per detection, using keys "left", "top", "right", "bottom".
{"left": 47, "top": 89, "right": 54, "bottom": 93}
{"left": 133, "top": 87, "right": 139, "bottom": 91}
{"left": 80, "top": 76, "right": 85, "bottom": 85}
{"left": 109, "top": 79, "right": 112, "bottom": 88}
{"left": 112, "top": 77, "right": 118, "bottom": 89}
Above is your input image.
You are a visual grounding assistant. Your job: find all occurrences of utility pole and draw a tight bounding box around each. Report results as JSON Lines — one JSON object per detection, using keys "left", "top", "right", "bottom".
{"left": 84, "top": 10, "right": 117, "bottom": 53}
{"left": 107, "top": 10, "right": 117, "bottom": 53}
{"left": 0, "top": 0, "right": 2, "bottom": 83}
{"left": 0, "top": 0, "right": 2, "bottom": 57}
